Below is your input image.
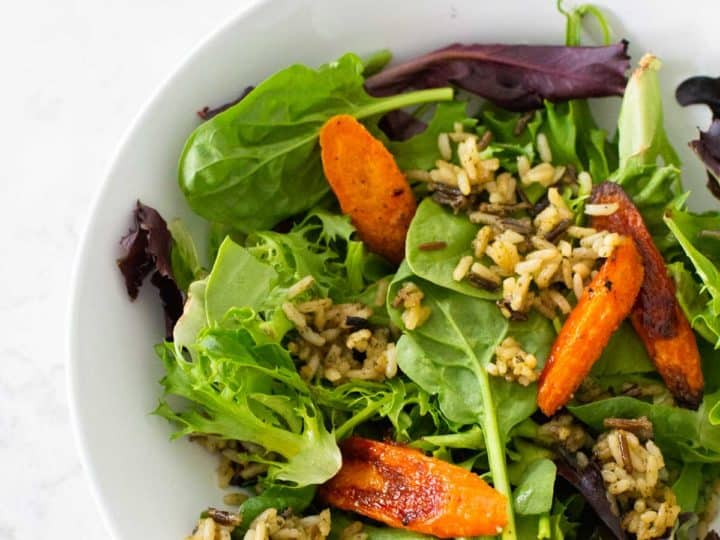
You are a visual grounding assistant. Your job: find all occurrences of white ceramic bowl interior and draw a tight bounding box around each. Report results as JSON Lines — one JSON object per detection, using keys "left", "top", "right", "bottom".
{"left": 69, "top": 1, "right": 720, "bottom": 538}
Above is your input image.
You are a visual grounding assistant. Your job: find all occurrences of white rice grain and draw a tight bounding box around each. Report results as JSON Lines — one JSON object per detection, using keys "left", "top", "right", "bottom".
{"left": 585, "top": 203, "right": 619, "bottom": 216}
{"left": 438, "top": 133, "right": 452, "bottom": 161}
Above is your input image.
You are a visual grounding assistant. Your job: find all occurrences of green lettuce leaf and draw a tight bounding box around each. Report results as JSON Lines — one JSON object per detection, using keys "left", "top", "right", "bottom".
{"left": 513, "top": 459, "right": 557, "bottom": 515}
{"left": 238, "top": 485, "right": 315, "bottom": 531}
{"left": 664, "top": 208, "right": 720, "bottom": 347}
{"left": 568, "top": 390, "right": 720, "bottom": 463}
{"left": 155, "top": 326, "right": 341, "bottom": 486}
{"left": 385, "top": 101, "right": 474, "bottom": 171}
{"left": 179, "top": 53, "right": 452, "bottom": 231}
{"left": 406, "top": 198, "right": 498, "bottom": 300}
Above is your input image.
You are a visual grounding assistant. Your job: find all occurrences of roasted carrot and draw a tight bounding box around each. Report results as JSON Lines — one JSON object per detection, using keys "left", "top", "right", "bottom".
{"left": 319, "top": 437, "right": 507, "bottom": 538}
{"left": 319, "top": 114, "right": 417, "bottom": 264}
{"left": 590, "top": 182, "right": 704, "bottom": 409}
{"left": 537, "top": 237, "right": 644, "bottom": 416}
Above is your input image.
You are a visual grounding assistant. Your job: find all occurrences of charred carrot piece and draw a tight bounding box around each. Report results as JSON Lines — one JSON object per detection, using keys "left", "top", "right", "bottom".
{"left": 319, "top": 115, "right": 417, "bottom": 264}
{"left": 319, "top": 437, "right": 507, "bottom": 538}
{"left": 590, "top": 182, "right": 704, "bottom": 409}
{"left": 538, "top": 237, "right": 644, "bottom": 416}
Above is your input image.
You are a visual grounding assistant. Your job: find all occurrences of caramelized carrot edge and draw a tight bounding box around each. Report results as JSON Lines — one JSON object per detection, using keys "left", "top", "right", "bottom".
{"left": 591, "top": 182, "right": 703, "bottom": 408}
{"left": 319, "top": 437, "right": 507, "bottom": 539}
{"left": 319, "top": 115, "right": 417, "bottom": 264}
{"left": 537, "top": 237, "right": 644, "bottom": 416}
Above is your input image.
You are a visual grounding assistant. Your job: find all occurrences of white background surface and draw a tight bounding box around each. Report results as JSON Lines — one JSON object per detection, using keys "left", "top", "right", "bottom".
{"left": 0, "top": 2, "right": 244, "bottom": 537}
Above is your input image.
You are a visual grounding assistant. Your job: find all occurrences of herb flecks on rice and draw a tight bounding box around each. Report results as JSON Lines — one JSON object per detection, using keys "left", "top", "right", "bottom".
{"left": 414, "top": 122, "right": 626, "bottom": 320}
{"left": 393, "top": 281, "right": 431, "bottom": 330}
{"left": 283, "top": 278, "right": 398, "bottom": 384}
{"left": 186, "top": 509, "right": 241, "bottom": 540}
{"left": 594, "top": 428, "right": 680, "bottom": 540}
{"left": 487, "top": 337, "right": 538, "bottom": 386}
{"left": 243, "top": 508, "right": 332, "bottom": 540}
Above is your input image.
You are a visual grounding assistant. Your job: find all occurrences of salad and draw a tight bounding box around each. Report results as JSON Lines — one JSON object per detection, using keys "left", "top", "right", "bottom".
{"left": 116, "top": 5, "right": 720, "bottom": 540}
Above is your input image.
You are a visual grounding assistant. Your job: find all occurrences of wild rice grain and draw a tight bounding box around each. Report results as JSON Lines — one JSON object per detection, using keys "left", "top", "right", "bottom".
{"left": 418, "top": 241, "right": 447, "bottom": 251}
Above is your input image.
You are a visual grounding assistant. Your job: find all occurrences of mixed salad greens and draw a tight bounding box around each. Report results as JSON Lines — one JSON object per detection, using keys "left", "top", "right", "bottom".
{"left": 117, "top": 4, "right": 720, "bottom": 540}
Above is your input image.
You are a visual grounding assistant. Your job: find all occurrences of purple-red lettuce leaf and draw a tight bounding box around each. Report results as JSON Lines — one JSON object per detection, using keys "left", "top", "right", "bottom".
{"left": 117, "top": 201, "right": 183, "bottom": 339}
{"left": 197, "top": 86, "right": 254, "bottom": 120}
{"left": 365, "top": 41, "right": 630, "bottom": 112}
{"left": 555, "top": 453, "right": 626, "bottom": 540}
{"left": 676, "top": 76, "right": 720, "bottom": 199}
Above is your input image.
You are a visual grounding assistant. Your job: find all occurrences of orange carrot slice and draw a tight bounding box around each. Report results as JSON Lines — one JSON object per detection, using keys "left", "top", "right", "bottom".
{"left": 319, "top": 115, "right": 417, "bottom": 264}
{"left": 590, "top": 182, "right": 704, "bottom": 408}
{"left": 538, "top": 237, "right": 644, "bottom": 416}
{"left": 319, "top": 437, "right": 507, "bottom": 538}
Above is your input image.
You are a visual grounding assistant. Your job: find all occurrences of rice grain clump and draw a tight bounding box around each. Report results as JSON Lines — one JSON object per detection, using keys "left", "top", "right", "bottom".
{"left": 191, "top": 436, "right": 271, "bottom": 489}
{"left": 594, "top": 428, "right": 680, "bottom": 539}
{"left": 537, "top": 414, "right": 592, "bottom": 452}
{"left": 392, "top": 281, "right": 431, "bottom": 330}
{"left": 487, "top": 337, "right": 538, "bottom": 386}
{"left": 284, "top": 285, "right": 398, "bottom": 384}
{"left": 411, "top": 122, "right": 627, "bottom": 320}
{"left": 243, "top": 508, "right": 331, "bottom": 540}
{"left": 339, "top": 521, "right": 368, "bottom": 540}
{"left": 186, "top": 509, "right": 241, "bottom": 540}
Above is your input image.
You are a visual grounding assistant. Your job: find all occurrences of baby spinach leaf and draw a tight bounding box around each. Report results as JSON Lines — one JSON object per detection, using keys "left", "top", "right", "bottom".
{"left": 179, "top": 53, "right": 452, "bottom": 231}
{"left": 513, "top": 459, "right": 557, "bottom": 515}
{"left": 388, "top": 264, "right": 551, "bottom": 539}
{"left": 364, "top": 42, "right": 630, "bottom": 112}
{"left": 155, "top": 327, "right": 342, "bottom": 486}
{"left": 568, "top": 391, "right": 720, "bottom": 463}
{"left": 406, "top": 198, "right": 498, "bottom": 300}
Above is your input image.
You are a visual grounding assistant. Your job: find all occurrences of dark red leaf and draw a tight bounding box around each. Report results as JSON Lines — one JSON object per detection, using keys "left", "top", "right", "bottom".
{"left": 197, "top": 86, "right": 254, "bottom": 120}
{"left": 117, "top": 201, "right": 183, "bottom": 339}
{"left": 676, "top": 76, "right": 720, "bottom": 200}
{"left": 378, "top": 110, "right": 429, "bottom": 141}
{"left": 364, "top": 41, "right": 630, "bottom": 112}
{"left": 555, "top": 453, "right": 626, "bottom": 540}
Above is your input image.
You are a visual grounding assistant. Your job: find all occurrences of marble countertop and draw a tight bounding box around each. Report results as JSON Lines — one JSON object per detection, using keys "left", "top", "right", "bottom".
{"left": 1, "top": 2, "right": 244, "bottom": 537}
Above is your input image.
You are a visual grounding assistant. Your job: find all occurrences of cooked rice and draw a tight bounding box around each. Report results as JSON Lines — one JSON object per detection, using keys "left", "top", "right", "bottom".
{"left": 286, "top": 275, "right": 315, "bottom": 299}
{"left": 585, "top": 202, "right": 619, "bottom": 216}
{"left": 186, "top": 514, "right": 238, "bottom": 540}
{"left": 339, "top": 521, "right": 368, "bottom": 540}
{"left": 191, "top": 436, "right": 272, "bottom": 489}
{"left": 285, "top": 292, "right": 397, "bottom": 384}
{"left": 394, "top": 282, "right": 431, "bottom": 330}
{"left": 538, "top": 413, "right": 592, "bottom": 452}
{"left": 594, "top": 428, "right": 680, "bottom": 539}
{"left": 487, "top": 337, "right": 538, "bottom": 386}
{"left": 537, "top": 133, "right": 553, "bottom": 164}
{"left": 242, "top": 508, "right": 331, "bottom": 540}
{"left": 407, "top": 122, "right": 626, "bottom": 321}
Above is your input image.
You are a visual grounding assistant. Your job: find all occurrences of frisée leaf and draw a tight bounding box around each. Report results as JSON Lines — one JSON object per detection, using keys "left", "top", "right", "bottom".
{"left": 155, "top": 326, "right": 342, "bottom": 486}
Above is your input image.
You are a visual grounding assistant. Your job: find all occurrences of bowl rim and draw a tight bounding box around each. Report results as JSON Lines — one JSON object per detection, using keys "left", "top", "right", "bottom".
{"left": 65, "top": 1, "right": 268, "bottom": 537}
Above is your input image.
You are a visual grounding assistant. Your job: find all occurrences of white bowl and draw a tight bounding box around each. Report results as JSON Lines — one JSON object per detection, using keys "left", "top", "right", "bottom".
{"left": 68, "top": 1, "right": 720, "bottom": 538}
